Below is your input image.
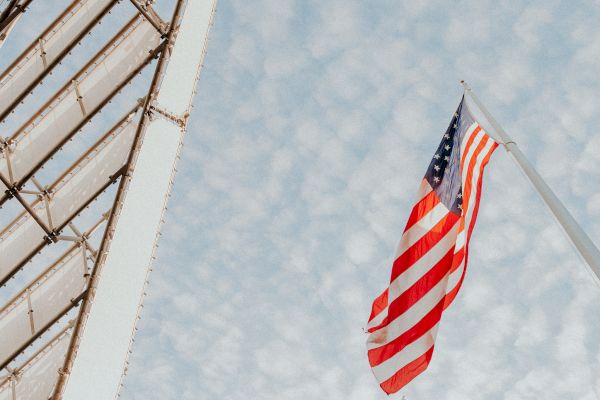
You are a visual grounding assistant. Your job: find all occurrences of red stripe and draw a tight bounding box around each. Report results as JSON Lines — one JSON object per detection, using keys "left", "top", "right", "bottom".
{"left": 449, "top": 247, "right": 464, "bottom": 274}
{"left": 460, "top": 125, "right": 481, "bottom": 171}
{"left": 369, "top": 210, "right": 453, "bottom": 327}
{"left": 461, "top": 136, "right": 490, "bottom": 210}
{"left": 379, "top": 346, "right": 435, "bottom": 394}
{"left": 443, "top": 276, "right": 463, "bottom": 310}
{"left": 387, "top": 246, "right": 455, "bottom": 320}
{"left": 403, "top": 190, "right": 440, "bottom": 232}
{"left": 443, "top": 240, "right": 469, "bottom": 310}
{"left": 368, "top": 297, "right": 444, "bottom": 366}
{"left": 444, "top": 141, "right": 497, "bottom": 310}
{"left": 368, "top": 289, "right": 388, "bottom": 325}
{"left": 465, "top": 142, "right": 497, "bottom": 239}
{"left": 391, "top": 211, "right": 459, "bottom": 282}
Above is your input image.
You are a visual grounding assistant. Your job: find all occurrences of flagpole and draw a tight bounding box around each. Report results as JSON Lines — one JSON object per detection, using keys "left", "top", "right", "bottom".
{"left": 460, "top": 80, "right": 600, "bottom": 282}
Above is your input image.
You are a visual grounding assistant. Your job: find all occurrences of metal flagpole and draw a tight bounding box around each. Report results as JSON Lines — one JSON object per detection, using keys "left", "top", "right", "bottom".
{"left": 460, "top": 80, "right": 600, "bottom": 282}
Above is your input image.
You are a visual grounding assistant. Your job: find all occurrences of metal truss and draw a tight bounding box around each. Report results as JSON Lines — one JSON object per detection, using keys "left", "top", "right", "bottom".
{"left": 0, "top": 0, "right": 117, "bottom": 122}
{"left": 0, "top": 211, "right": 107, "bottom": 370}
{"left": 0, "top": 0, "right": 217, "bottom": 398}
{"left": 0, "top": 0, "right": 32, "bottom": 46}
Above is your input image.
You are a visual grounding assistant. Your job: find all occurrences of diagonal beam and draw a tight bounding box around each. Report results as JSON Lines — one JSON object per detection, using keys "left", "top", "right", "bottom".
{"left": 0, "top": 211, "right": 107, "bottom": 316}
{"left": 129, "top": 0, "right": 169, "bottom": 35}
{"left": 0, "top": 212, "right": 107, "bottom": 371}
{"left": 0, "top": 15, "right": 164, "bottom": 207}
{"left": 52, "top": 2, "right": 189, "bottom": 398}
{"left": 0, "top": 107, "right": 139, "bottom": 286}
{"left": 0, "top": 323, "right": 72, "bottom": 390}
{"left": 54, "top": 1, "right": 218, "bottom": 397}
{"left": 0, "top": 0, "right": 117, "bottom": 122}
{"left": 0, "top": 0, "right": 31, "bottom": 34}
{"left": 0, "top": 292, "right": 84, "bottom": 371}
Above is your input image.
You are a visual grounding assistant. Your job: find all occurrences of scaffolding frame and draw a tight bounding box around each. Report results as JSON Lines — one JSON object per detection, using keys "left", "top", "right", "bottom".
{"left": 0, "top": 0, "right": 217, "bottom": 398}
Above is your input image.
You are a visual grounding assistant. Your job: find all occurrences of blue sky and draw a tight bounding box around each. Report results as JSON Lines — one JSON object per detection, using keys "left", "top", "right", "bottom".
{"left": 4, "top": 1, "right": 600, "bottom": 399}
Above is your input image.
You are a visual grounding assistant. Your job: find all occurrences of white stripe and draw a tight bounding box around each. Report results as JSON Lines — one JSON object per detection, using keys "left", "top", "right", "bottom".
{"left": 388, "top": 221, "right": 458, "bottom": 307}
{"left": 367, "top": 222, "right": 458, "bottom": 331}
{"left": 367, "top": 182, "right": 435, "bottom": 330}
{"left": 367, "top": 273, "right": 449, "bottom": 351}
{"left": 371, "top": 324, "right": 440, "bottom": 382}
{"left": 463, "top": 139, "right": 495, "bottom": 228}
{"left": 416, "top": 179, "right": 433, "bottom": 201}
{"left": 394, "top": 202, "right": 448, "bottom": 258}
{"left": 445, "top": 138, "right": 496, "bottom": 298}
{"left": 455, "top": 228, "right": 465, "bottom": 250}
{"left": 460, "top": 129, "right": 486, "bottom": 186}
{"left": 446, "top": 257, "right": 465, "bottom": 295}
{"left": 459, "top": 122, "right": 479, "bottom": 156}
{"left": 460, "top": 135, "right": 488, "bottom": 217}
{"left": 367, "top": 305, "right": 387, "bottom": 331}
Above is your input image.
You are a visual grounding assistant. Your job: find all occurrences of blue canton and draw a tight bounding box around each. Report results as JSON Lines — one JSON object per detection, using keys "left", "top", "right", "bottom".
{"left": 424, "top": 97, "right": 476, "bottom": 216}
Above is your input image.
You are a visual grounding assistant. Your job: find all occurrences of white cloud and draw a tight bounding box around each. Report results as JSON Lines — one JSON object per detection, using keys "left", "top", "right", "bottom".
{"left": 34, "top": 0, "right": 591, "bottom": 399}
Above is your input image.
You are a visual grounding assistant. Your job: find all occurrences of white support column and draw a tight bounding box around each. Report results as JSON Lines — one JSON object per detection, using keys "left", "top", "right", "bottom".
{"left": 461, "top": 80, "right": 600, "bottom": 282}
{"left": 60, "top": 1, "right": 217, "bottom": 399}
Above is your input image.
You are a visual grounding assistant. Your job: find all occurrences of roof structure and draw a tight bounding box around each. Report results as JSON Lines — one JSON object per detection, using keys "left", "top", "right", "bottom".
{"left": 0, "top": 1, "right": 216, "bottom": 398}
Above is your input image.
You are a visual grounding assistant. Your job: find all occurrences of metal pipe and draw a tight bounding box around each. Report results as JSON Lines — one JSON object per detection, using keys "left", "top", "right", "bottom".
{"left": 0, "top": 0, "right": 20, "bottom": 24}
{"left": 8, "top": 14, "right": 144, "bottom": 141}
{"left": 0, "top": 0, "right": 117, "bottom": 123}
{"left": 128, "top": 0, "right": 167, "bottom": 35}
{"left": 0, "top": 168, "right": 125, "bottom": 287}
{"left": 1, "top": 323, "right": 72, "bottom": 382}
{"left": 0, "top": 0, "right": 31, "bottom": 33}
{"left": 0, "top": 41, "right": 162, "bottom": 207}
{"left": 0, "top": 172, "right": 52, "bottom": 236}
{"left": 0, "top": 246, "right": 76, "bottom": 313}
{"left": 461, "top": 80, "right": 600, "bottom": 281}
{"left": 0, "top": 291, "right": 85, "bottom": 371}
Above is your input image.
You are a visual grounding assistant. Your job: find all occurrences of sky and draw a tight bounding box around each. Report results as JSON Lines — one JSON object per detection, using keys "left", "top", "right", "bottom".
{"left": 3, "top": 0, "right": 600, "bottom": 399}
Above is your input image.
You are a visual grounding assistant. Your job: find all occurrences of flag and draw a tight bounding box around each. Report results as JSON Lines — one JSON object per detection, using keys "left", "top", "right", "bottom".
{"left": 366, "top": 97, "right": 498, "bottom": 394}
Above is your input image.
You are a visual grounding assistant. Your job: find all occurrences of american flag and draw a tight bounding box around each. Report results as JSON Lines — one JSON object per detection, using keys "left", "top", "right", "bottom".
{"left": 366, "top": 98, "right": 498, "bottom": 394}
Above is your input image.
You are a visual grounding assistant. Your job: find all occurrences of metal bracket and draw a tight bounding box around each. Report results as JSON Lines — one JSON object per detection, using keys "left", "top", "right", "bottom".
{"left": 72, "top": 80, "right": 87, "bottom": 116}
{"left": 1, "top": 138, "right": 15, "bottom": 184}
{"left": 38, "top": 38, "right": 48, "bottom": 68}
{"left": 148, "top": 104, "right": 186, "bottom": 128}
{"left": 129, "top": 0, "right": 169, "bottom": 36}
{"left": 26, "top": 290, "right": 35, "bottom": 334}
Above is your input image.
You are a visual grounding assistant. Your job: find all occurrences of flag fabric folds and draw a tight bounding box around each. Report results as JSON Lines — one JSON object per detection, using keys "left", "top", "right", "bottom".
{"left": 366, "top": 98, "right": 498, "bottom": 394}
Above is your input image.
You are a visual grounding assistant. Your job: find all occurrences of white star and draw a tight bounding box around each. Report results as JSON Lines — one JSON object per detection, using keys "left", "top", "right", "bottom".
{"left": 444, "top": 156, "right": 450, "bottom": 161}
{"left": 444, "top": 145, "right": 451, "bottom": 151}
{"left": 457, "top": 193, "right": 462, "bottom": 199}
{"left": 457, "top": 204, "right": 462, "bottom": 210}
{"left": 433, "top": 176, "right": 440, "bottom": 183}
{"left": 444, "top": 134, "right": 450, "bottom": 139}
{"left": 433, "top": 154, "right": 440, "bottom": 159}
{"left": 433, "top": 165, "right": 440, "bottom": 171}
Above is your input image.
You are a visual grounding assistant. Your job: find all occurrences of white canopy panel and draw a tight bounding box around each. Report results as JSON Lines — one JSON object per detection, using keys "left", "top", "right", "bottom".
{"left": 0, "top": 328, "right": 71, "bottom": 400}
{"left": 156, "top": 0, "right": 216, "bottom": 115}
{"left": 0, "top": 15, "right": 160, "bottom": 194}
{"left": 61, "top": 1, "right": 217, "bottom": 398}
{"left": 0, "top": 118, "right": 137, "bottom": 283}
{"left": 0, "top": 0, "right": 115, "bottom": 117}
{"left": 0, "top": 246, "right": 86, "bottom": 366}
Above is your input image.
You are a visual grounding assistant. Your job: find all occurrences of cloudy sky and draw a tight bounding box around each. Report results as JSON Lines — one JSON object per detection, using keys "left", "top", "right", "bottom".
{"left": 5, "top": 0, "right": 600, "bottom": 399}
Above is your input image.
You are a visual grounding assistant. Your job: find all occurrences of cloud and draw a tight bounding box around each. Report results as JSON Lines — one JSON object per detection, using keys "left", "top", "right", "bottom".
{"left": 6, "top": 0, "right": 587, "bottom": 399}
